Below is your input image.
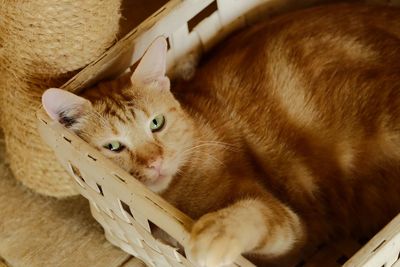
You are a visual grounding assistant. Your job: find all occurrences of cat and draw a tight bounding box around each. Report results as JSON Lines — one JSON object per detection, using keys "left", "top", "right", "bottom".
{"left": 42, "top": 3, "right": 400, "bottom": 267}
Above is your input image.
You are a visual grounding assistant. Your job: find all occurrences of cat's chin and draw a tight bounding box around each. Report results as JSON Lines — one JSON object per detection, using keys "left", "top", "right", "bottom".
{"left": 146, "top": 174, "right": 173, "bottom": 193}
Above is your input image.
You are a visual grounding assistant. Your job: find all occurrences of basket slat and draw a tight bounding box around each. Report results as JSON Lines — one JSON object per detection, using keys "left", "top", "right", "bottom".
{"left": 60, "top": 0, "right": 216, "bottom": 92}
{"left": 58, "top": 0, "right": 285, "bottom": 92}
{"left": 344, "top": 214, "right": 400, "bottom": 267}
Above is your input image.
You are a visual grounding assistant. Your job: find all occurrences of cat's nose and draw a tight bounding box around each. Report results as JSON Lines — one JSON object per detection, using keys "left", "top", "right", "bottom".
{"left": 147, "top": 157, "right": 163, "bottom": 173}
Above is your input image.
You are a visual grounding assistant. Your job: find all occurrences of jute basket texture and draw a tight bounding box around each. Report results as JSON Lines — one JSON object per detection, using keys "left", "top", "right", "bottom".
{"left": 0, "top": 0, "right": 121, "bottom": 197}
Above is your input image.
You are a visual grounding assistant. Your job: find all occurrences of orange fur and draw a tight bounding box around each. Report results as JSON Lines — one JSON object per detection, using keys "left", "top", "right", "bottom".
{"left": 43, "top": 3, "right": 400, "bottom": 266}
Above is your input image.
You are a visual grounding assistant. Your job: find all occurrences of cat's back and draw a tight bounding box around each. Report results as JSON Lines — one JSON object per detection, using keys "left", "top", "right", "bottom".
{"left": 176, "top": 3, "right": 400, "bottom": 203}
{"left": 208, "top": 3, "right": 400, "bottom": 68}
{"left": 177, "top": 3, "right": 400, "bottom": 137}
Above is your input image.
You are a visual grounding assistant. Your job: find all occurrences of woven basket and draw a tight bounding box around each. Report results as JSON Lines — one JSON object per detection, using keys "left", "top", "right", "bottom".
{"left": 37, "top": 0, "right": 400, "bottom": 266}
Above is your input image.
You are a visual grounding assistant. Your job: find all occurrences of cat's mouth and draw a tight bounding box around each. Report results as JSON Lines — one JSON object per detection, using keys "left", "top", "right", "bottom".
{"left": 145, "top": 173, "right": 172, "bottom": 193}
{"left": 129, "top": 168, "right": 173, "bottom": 192}
{"left": 149, "top": 174, "right": 166, "bottom": 184}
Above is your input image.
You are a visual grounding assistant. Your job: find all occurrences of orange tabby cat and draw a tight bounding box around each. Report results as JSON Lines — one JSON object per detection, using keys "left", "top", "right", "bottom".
{"left": 42, "top": 3, "right": 400, "bottom": 266}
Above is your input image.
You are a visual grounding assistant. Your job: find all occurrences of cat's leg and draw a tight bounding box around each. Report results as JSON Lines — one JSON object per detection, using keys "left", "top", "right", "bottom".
{"left": 187, "top": 195, "right": 304, "bottom": 267}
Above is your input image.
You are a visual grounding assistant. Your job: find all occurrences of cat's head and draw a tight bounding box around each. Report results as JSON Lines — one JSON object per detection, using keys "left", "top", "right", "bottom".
{"left": 42, "top": 37, "right": 195, "bottom": 193}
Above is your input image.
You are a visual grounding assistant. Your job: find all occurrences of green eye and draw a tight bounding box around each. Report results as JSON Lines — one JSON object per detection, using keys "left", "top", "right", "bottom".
{"left": 103, "top": 141, "right": 124, "bottom": 152}
{"left": 150, "top": 114, "right": 165, "bottom": 132}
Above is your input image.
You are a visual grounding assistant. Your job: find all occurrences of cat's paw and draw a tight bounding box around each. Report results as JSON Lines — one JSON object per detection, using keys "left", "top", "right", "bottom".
{"left": 187, "top": 212, "right": 244, "bottom": 267}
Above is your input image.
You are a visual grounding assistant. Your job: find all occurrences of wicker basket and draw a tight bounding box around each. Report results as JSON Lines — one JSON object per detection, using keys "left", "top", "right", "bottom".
{"left": 36, "top": 0, "right": 400, "bottom": 266}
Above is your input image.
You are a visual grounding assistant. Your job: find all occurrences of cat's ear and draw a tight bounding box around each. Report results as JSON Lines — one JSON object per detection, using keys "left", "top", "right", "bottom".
{"left": 130, "top": 36, "right": 170, "bottom": 90}
{"left": 42, "top": 88, "right": 92, "bottom": 128}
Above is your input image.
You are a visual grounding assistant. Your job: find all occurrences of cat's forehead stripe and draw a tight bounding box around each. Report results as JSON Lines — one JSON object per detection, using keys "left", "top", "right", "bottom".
{"left": 98, "top": 97, "right": 135, "bottom": 124}
{"left": 135, "top": 105, "right": 150, "bottom": 117}
{"left": 109, "top": 109, "right": 127, "bottom": 123}
{"left": 121, "top": 91, "right": 137, "bottom": 102}
{"left": 128, "top": 108, "right": 136, "bottom": 119}
{"left": 107, "top": 96, "right": 124, "bottom": 108}
{"left": 168, "top": 107, "right": 177, "bottom": 113}
{"left": 110, "top": 123, "right": 119, "bottom": 135}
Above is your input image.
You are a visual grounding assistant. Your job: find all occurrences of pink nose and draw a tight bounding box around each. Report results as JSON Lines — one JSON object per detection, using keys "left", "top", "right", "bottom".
{"left": 147, "top": 157, "right": 163, "bottom": 173}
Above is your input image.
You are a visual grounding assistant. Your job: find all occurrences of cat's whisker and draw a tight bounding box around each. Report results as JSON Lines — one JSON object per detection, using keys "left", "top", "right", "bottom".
{"left": 198, "top": 151, "right": 226, "bottom": 167}
{"left": 179, "top": 148, "right": 226, "bottom": 167}
{"left": 91, "top": 109, "right": 110, "bottom": 125}
{"left": 175, "top": 168, "right": 185, "bottom": 176}
{"left": 200, "top": 140, "right": 241, "bottom": 149}
{"left": 196, "top": 140, "right": 240, "bottom": 148}
{"left": 180, "top": 142, "right": 240, "bottom": 155}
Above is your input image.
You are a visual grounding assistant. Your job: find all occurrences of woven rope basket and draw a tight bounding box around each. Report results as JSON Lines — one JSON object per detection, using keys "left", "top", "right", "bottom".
{"left": 0, "top": 0, "right": 121, "bottom": 197}
{"left": 37, "top": 0, "right": 400, "bottom": 266}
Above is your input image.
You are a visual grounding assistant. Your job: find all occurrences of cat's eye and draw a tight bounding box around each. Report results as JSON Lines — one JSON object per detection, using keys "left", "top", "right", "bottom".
{"left": 150, "top": 114, "right": 165, "bottom": 132}
{"left": 103, "top": 141, "right": 125, "bottom": 152}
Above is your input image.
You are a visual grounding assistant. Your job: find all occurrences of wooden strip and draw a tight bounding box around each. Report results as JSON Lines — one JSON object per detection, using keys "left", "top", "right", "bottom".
{"left": 392, "top": 259, "right": 400, "bottom": 267}
{"left": 344, "top": 214, "right": 400, "bottom": 267}
{"left": 60, "top": 0, "right": 216, "bottom": 92}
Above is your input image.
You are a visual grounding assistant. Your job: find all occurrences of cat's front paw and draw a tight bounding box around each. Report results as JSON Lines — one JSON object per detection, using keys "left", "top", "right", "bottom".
{"left": 187, "top": 212, "right": 244, "bottom": 267}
